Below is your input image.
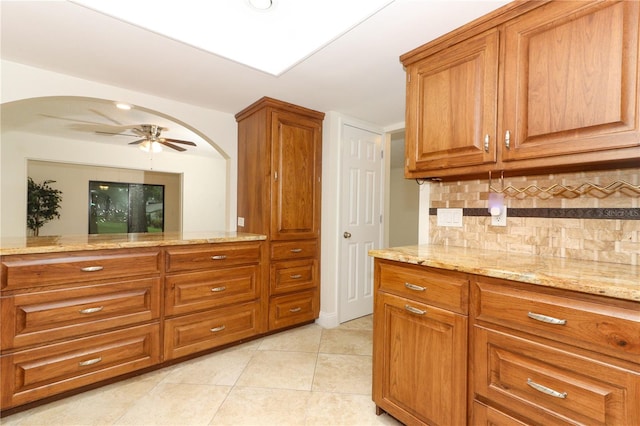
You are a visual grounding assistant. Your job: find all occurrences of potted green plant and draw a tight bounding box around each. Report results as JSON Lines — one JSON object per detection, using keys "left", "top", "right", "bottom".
{"left": 27, "top": 177, "right": 63, "bottom": 236}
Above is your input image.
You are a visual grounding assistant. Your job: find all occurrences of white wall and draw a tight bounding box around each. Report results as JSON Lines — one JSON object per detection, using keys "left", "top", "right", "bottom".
{"left": 1, "top": 60, "right": 239, "bottom": 237}
{"left": 388, "top": 166, "right": 419, "bottom": 247}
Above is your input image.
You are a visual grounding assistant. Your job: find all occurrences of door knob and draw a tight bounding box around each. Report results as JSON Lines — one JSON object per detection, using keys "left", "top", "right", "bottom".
{"left": 343, "top": 232, "right": 352, "bottom": 239}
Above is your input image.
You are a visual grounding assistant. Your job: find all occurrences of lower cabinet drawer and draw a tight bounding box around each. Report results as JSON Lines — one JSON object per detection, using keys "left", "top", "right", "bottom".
{"left": 0, "top": 323, "right": 160, "bottom": 410}
{"left": 270, "top": 259, "right": 317, "bottom": 295}
{"left": 1, "top": 278, "right": 161, "bottom": 351}
{"left": 269, "top": 290, "right": 318, "bottom": 330}
{"left": 471, "top": 401, "right": 528, "bottom": 426}
{"left": 474, "top": 326, "right": 640, "bottom": 425}
{"left": 165, "top": 265, "right": 260, "bottom": 316}
{"left": 164, "top": 301, "right": 261, "bottom": 360}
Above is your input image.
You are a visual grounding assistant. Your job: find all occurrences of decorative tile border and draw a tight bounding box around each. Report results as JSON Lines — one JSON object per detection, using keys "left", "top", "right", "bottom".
{"left": 429, "top": 208, "right": 640, "bottom": 220}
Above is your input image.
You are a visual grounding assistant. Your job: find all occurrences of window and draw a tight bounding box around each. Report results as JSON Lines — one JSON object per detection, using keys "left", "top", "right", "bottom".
{"left": 89, "top": 181, "right": 164, "bottom": 234}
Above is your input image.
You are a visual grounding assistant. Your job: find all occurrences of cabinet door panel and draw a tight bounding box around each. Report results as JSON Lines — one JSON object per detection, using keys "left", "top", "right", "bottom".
{"left": 373, "top": 292, "right": 467, "bottom": 426}
{"left": 270, "top": 111, "right": 322, "bottom": 240}
{"left": 501, "top": 0, "right": 640, "bottom": 161}
{"left": 406, "top": 29, "right": 499, "bottom": 172}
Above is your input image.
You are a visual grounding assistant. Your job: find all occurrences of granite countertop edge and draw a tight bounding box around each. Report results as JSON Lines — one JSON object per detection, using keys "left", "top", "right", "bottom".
{"left": 0, "top": 232, "right": 267, "bottom": 255}
{"left": 369, "top": 245, "right": 639, "bottom": 303}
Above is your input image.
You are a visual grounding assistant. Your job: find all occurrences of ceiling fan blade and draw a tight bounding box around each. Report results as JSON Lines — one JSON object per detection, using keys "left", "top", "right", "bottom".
{"left": 128, "top": 139, "right": 147, "bottom": 145}
{"left": 163, "top": 138, "right": 197, "bottom": 146}
{"left": 159, "top": 140, "right": 187, "bottom": 152}
{"left": 95, "top": 130, "right": 139, "bottom": 137}
{"left": 39, "top": 113, "right": 112, "bottom": 126}
{"left": 89, "top": 108, "right": 123, "bottom": 125}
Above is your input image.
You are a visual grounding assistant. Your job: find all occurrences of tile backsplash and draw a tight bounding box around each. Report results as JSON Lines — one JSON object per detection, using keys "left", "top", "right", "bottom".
{"left": 429, "top": 168, "right": 640, "bottom": 265}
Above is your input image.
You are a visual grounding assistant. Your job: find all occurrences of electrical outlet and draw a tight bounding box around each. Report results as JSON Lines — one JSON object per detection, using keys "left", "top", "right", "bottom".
{"left": 491, "top": 207, "right": 507, "bottom": 226}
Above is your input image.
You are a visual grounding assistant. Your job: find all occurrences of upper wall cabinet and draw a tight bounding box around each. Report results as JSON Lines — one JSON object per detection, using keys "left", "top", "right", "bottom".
{"left": 402, "top": 0, "right": 640, "bottom": 179}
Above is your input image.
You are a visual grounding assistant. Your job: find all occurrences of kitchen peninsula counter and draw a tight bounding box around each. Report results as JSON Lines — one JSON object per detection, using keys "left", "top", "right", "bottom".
{"left": 0, "top": 231, "right": 267, "bottom": 256}
{"left": 369, "top": 245, "right": 639, "bottom": 302}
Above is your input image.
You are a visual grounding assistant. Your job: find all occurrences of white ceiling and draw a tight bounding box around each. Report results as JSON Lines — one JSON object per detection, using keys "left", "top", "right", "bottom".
{"left": 1, "top": 0, "right": 510, "bottom": 141}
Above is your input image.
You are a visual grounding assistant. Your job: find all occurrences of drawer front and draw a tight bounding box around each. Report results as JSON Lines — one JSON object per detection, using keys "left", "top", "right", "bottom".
{"left": 165, "top": 243, "right": 261, "bottom": 273}
{"left": 165, "top": 265, "right": 260, "bottom": 316}
{"left": 270, "top": 240, "right": 318, "bottom": 261}
{"left": 376, "top": 259, "right": 469, "bottom": 314}
{"left": 164, "top": 301, "right": 260, "bottom": 360}
{"left": 0, "top": 324, "right": 160, "bottom": 410}
{"left": 471, "top": 401, "right": 528, "bottom": 426}
{"left": 473, "top": 278, "right": 640, "bottom": 362}
{"left": 270, "top": 259, "right": 317, "bottom": 295}
{"left": 1, "top": 278, "right": 161, "bottom": 351}
{"left": 474, "top": 326, "right": 640, "bottom": 426}
{"left": 1, "top": 248, "right": 161, "bottom": 290}
{"left": 269, "top": 290, "right": 318, "bottom": 330}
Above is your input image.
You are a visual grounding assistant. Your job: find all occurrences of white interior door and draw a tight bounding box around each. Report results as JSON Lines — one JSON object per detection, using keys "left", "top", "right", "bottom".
{"left": 339, "top": 124, "right": 382, "bottom": 323}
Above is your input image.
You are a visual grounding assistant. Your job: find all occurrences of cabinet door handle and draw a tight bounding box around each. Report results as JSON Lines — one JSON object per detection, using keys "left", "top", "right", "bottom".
{"left": 405, "top": 282, "right": 426, "bottom": 292}
{"left": 527, "top": 312, "right": 566, "bottom": 325}
{"left": 527, "top": 378, "right": 567, "bottom": 399}
{"left": 290, "top": 274, "right": 303, "bottom": 279}
{"left": 211, "top": 255, "right": 227, "bottom": 260}
{"left": 79, "top": 306, "right": 104, "bottom": 314}
{"left": 404, "top": 304, "right": 426, "bottom": 315}
{"left": 505, "top": 130, "right": 511, "bottom": 149}
{"left": 81, "top": 266, "right": 103, "bottom": 272}
{"left": 210, "top": 286, "right": 226, "bottom": 292}
{"left": 289, "top": 307, "right": 302, "bottom": 313}
{"left": 78, "top": 357, "right": 102, "bottom": 367}
{"left": 290, "top": 248, "right": 303, "bottom": 253}
{"left": 210, "top": 325, "right": 226, "bottom": 333}
{"left": 484, "top": 134, "right": 490, "bottom": 152}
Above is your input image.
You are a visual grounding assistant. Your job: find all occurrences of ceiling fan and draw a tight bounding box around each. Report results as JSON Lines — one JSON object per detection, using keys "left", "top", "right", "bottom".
{"left": 40, "top": 109, "right": 198, "bottom": 152}
{"left": 99, "top": 124, "right": 198, "bottom": 152}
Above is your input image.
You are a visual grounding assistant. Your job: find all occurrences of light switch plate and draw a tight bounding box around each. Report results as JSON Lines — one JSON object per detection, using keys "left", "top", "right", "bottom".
{"left": 237, "top": 217, "right": 245, "bottom": 227}
{"left": 436, "top": 208, "right": 463, "bottom": 227}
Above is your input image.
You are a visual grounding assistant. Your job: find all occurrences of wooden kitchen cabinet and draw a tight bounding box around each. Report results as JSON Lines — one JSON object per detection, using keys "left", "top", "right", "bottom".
{"left": 402, "top": 0, "right": 640, "bottom": 179}
{"left": 236, "top": 97, "right": 324, "bottom": 330}
{"left": 470, "top": 276, "right": 640, "bottom": 425}
{"left": 372, "top": 259, "right": 469, "bottom": 426}
{"left": 0, "top": 247, "right": 163, "bottom": 411}
{"left": 163, "top": 242, "right": 264, "bottom": 360}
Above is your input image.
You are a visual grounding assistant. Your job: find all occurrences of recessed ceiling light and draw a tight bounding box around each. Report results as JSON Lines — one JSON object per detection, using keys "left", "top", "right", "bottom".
{"left": 248, "top": 0, "right": 273, "bottom": 11}
{"left": 115, "top": 102, "right": 131, "bottom": 110}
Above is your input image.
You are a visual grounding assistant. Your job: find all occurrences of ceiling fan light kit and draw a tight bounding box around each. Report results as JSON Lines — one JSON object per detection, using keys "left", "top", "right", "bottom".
{"left": 139, "top": 140, "right": 163, "bottom": 153}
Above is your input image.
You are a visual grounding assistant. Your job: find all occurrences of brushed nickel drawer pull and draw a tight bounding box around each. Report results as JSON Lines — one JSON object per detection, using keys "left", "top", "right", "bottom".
{"left": 211, "top": 286, "right": 226, "bottom": 292}
{"left": 290, "top": 248, "right": 303, "bottom": 253}
{"left": 81, "top": 266, "right": 104, "bottom": 272}
{"left": 405, "top": 282, "right": 426, "bottom": 292}
{"left": 210, "top": 325, "right": 226, "bottom": 332}
{"left": 79, "top": 357, "right": 102, "bottom": 367}
{"left": 527, "top": 378, "right": 567, "bottom": 399}
{"left": 211, "top": 255, "right": 227, "bottom": 260}
{"left": 527, "top": 312, "right": 566, "bottom": 325}
{"left": 290, "top": 274, "right": 303, "bottom": 279}
{"left": 79, "top": 306, "right": 104, "bottom": 314}
{"left": 289, "top": 307, "right": 302, "bottom": 313}
{"left": 505, "top": 130, "right": 511, "bottom": 149}
{"left": 484, "top": 134, "right": 490, "bottom": 152}
{"left": 405, "top": 304, "right": 426, "bottom": 315}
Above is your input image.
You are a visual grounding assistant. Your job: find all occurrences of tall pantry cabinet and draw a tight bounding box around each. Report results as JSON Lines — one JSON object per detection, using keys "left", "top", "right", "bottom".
{"left": 235, "top": 97, "right": 324, "bottom": 331}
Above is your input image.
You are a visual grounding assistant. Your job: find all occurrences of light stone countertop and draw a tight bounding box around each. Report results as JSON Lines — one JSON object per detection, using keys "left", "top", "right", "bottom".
{"left": 369, "top": 245, "right": 639, "bottom": 302}
{"left": 0, "top": 231, "right": 267, "bottom": 256}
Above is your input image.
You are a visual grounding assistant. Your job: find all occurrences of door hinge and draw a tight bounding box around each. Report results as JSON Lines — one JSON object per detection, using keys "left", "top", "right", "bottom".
{"left": 380, "top": 150, "right": 384, "bottom": 159}
{"left": 380, "top": 214, "right": 383, "bottom": 224}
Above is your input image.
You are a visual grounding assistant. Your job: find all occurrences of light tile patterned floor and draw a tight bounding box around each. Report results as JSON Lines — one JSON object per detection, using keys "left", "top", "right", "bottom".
{"left": 2, "top": 315, "right": 402, "bottom": 426}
